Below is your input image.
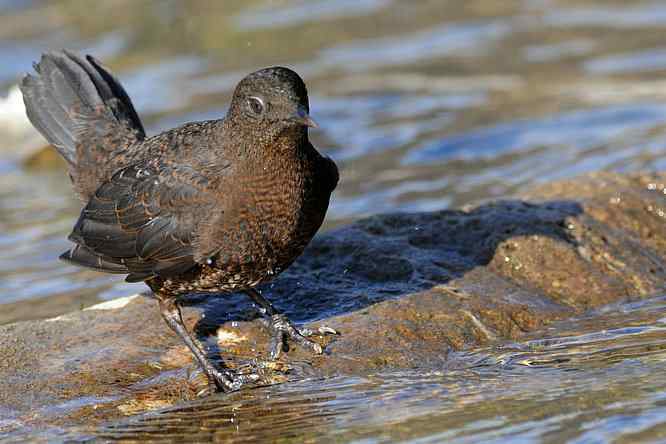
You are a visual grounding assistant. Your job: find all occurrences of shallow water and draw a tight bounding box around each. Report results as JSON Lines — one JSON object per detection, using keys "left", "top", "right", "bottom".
{"left": 100, "top": 297, "right": 666, "bottom": 443}
{"left": 1, "top": 0, "right": 666, "bottom": 442}
{"left": 4, "top": 294, "right": 665, "bottom": 443}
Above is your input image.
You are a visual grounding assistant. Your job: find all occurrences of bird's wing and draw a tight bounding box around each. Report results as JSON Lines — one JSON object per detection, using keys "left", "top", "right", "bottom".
{"left": 63, "top": 162, "right": 218, "bottom": 282}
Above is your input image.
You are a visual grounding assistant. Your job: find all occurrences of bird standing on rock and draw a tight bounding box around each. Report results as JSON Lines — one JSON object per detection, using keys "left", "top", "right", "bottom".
{"left": 20, "top": 50, "right": 339, "bottom": 392}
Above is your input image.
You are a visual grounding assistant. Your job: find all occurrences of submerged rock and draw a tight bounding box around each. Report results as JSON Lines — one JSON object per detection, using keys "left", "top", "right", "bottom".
{"left": 0, "top": 172, "right": 665, "bottom": 435}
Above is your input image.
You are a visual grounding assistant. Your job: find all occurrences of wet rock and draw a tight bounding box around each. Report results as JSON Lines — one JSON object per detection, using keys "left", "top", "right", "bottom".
{"left": 0, "top": 172, "right": 665, "bottom": 435}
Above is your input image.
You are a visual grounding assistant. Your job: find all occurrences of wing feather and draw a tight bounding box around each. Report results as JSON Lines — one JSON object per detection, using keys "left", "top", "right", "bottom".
{"left": 64, "top": 162, "right": 214, "bottom": 281}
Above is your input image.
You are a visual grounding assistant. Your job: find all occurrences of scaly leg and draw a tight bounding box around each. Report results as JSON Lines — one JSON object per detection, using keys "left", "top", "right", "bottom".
{"left": 243, "top": 288, "right": 337, "bottom": 360}
{"left": 158, "top": 297, "right": 258, "bottom": 392}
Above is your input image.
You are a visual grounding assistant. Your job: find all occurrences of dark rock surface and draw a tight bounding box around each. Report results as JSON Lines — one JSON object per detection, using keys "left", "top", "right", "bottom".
{"left": 1, "top": 172, "right": 665, "bottom": 434}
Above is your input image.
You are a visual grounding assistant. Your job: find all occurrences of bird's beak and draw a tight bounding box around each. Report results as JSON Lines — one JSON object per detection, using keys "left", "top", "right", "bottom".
{"left": 291, "top": 105, "right": 319, "bottom": 128}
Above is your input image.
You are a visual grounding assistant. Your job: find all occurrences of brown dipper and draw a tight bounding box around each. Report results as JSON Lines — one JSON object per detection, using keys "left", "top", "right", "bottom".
{"left": 20, "top": 50, "right": 339, "bottom": 392}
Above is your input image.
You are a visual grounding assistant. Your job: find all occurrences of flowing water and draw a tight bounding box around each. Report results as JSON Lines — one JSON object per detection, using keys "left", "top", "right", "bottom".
{"left": 1, "top": 0, "right": 666, "bottom": 442}
{"left": 8, "top": 295, "right": 666, "bottom": 443}
{"left": 95, "top": 296, "right": 666, "bottom": 443}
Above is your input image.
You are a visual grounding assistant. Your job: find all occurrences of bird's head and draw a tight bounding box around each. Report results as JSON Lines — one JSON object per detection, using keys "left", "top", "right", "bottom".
{"left": 228, "top": 67, "right": 317, "bottom": 140}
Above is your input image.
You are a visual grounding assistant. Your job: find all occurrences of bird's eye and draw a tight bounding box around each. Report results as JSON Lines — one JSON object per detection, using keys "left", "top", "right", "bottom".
{"left": 247, "top": 96, "right": 265, "bottom": 115}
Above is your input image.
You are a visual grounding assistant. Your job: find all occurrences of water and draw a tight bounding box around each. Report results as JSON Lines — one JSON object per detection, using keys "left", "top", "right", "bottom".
{"left": 1, "top": 0, "right": 666, "bottom": 442}
{"left": 8, "top": 294, "right": 664, "bottom": 443}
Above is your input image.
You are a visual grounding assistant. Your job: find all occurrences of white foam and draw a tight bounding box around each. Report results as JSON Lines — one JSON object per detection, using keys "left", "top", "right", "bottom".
{"left": 44, "top": 294, "right": 141, "bottom": 323}
{"left": 84, "top": 294, "right": 140, "bottom": 311}
{"left": 0, "top": 85, "right": 32, "bottom": 134}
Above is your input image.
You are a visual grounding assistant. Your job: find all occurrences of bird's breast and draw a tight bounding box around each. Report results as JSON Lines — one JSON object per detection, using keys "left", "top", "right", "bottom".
{"left": 240, "top": 159, "right": 328, "bottom": 263}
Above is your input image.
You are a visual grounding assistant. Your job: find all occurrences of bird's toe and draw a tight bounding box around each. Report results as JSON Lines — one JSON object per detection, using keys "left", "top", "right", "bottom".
{"left": 266, "top": 314, "right": 334, "bottom": 359}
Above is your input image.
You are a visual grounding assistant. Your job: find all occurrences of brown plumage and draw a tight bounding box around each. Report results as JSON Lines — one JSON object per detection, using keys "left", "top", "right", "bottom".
{"left": 20, "top": 50, "right": 338, "bottom": 392}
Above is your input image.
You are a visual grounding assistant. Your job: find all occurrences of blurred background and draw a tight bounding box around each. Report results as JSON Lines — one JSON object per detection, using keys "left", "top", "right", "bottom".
{"left": 4, "top": 2, "right": 666, "bottom": 442}
{"left": 1, "top": 0, "right": 666, "bottom": 325}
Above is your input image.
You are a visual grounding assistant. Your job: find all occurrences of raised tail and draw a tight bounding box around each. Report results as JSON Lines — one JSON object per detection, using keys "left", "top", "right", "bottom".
{"left": 20, "top": 50, "right": 146, "bottom": 198}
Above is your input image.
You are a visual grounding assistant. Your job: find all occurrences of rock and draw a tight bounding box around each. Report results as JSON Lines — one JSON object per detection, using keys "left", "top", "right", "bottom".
{"left": 0, "top": 172, "right": 665, "bottom": 435}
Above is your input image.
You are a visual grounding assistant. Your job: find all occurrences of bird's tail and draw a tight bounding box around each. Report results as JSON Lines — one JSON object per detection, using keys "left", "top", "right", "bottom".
{"left": 19, "top": 50, "right": 145, "bottom": 168}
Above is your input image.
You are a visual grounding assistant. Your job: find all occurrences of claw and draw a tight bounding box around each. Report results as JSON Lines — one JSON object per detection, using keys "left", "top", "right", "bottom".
{"left": 318, "top": 326, "right": 338, "bottom": 335}
{"left": 266, "top": 313, "right": 327, "bottom": 359}
{"left": 209, "top": 367, "right": 260, "bottom": 393}
{"left": 189, "top": 363, "right": 260, "bottom": 396}
{"left": 242, "top": 289, "right": 339, "bottom": 360}
{"left": 300, "top": 325, "right": 339, "bottom": 336}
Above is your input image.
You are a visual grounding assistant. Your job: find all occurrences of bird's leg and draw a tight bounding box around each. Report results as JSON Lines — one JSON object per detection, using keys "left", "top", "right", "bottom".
{"left": 157, "top": 297, "right": 258, "bottom": 392}
{"left": 243, "top": 288, "right": 337, "bottom": 360}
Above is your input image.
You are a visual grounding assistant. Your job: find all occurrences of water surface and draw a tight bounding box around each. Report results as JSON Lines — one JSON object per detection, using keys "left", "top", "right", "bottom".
{"left": 1, "top": 0, "right": 666, "bottom": 442}
{"left": 7, "top": 294, "right": 664, "bottom": 443}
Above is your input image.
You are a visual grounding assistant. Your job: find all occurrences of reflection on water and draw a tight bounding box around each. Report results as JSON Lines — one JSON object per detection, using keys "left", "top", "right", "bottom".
{"left": 1, "top": 0, "right": 666, "bottom": 441}
{"left": 235, "top": 0, "right": 392, "bottom": 30}
{"left": 319, "top": 20, "right": 511, "bottom": 70}
{"left": 543, "top": 2, "right": 666, "bottom": 28}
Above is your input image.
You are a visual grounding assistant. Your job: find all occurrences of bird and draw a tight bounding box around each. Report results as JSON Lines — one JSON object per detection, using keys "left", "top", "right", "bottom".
{"left": 19, "top": 50, "right": 339, "bottom": 393}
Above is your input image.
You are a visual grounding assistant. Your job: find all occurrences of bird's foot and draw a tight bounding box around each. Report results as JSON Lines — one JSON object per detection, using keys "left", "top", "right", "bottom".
{"left": 264, "top": 314, "right": 338, "bottom": 360}
{"left": 193, "top": 365, "right": 260, "bottom": 397}
{"left": 211, "top": 367, "right": 260, "bottom": 392}
{"left": 192, "top": 360, "right": 291, "bottom": 397}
